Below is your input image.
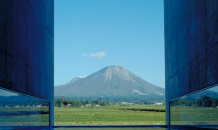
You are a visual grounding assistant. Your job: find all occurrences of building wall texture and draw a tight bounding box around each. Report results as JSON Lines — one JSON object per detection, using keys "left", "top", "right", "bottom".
{"left": 0, "top": 0, "right": 54, "bottom": 101}
{"left": 165, "top": 0, "right": 218, "bottom": 125}
{"left": 0, "top": 1, "right": 54, "bottom": 125}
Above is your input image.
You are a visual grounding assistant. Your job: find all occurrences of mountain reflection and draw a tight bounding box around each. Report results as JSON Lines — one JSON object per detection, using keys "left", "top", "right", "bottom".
{"left": 0, "top": 88, "right": 49, "bottom": 126}
{"left": 170, "top": 85, "right": 218, "bottom": 125}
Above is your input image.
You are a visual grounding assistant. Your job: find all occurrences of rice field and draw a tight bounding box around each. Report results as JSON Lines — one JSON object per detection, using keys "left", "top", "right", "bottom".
{"left": 54, "top": 105, "right": 165, "bottom": 125}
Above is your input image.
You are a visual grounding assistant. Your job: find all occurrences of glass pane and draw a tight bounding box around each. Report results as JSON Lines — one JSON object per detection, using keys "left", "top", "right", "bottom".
{"left": 54, "top": 0, "right": 165, "bottom": 126}
{"left": 0, "top": 88, "right": 49, "bottom": 126}
{"left": 170, "top": 85, "right": 218, "bottom": 125}
{"left": 53, "top": 128, "right": 169, "bottom": 130}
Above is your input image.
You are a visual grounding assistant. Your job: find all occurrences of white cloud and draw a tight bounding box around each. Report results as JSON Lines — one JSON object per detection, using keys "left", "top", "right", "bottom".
{"left": 82, "top": 53, "right": 88, "bottom": 57}
{"left": 83, "top": 52, "right": 106, "bottom": 59}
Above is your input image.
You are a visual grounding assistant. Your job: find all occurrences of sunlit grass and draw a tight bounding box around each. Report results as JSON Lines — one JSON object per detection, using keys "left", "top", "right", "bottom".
{"left": 170, "top": 106, "right": 218, "bottom": 125}
{"left": 54, "top": 105, "right": 165, "bottom": 125}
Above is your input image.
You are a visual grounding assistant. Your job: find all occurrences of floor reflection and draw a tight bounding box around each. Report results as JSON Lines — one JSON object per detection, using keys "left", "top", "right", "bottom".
{"left": 50, "top": 128, "right": 171, "bottom": 130}
{"left": 0, "top": 88, "right": 49, "bottom": 126}
{"left": 170, "top": 85, "right": 218, "bottom": 125}
{"left": 2, "top": 126, "right": 217, "bottom": 130}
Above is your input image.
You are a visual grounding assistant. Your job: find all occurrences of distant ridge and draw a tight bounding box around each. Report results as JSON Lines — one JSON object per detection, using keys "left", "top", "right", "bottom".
{"left": 55, "top": 66, "right": 165, "bottom": 97}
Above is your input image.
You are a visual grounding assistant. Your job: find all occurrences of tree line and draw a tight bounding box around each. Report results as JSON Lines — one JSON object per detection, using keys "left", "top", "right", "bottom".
{"left": 171, "top": 96, "right": 218, "bottom": 108}
{"left": 54, "top": 97, "right": 110, "bottom": 107}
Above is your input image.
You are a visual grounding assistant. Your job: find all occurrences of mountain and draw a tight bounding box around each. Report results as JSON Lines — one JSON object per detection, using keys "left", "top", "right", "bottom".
{"left": 55, "top": 66, "right": 165, "bottom": 98}
{"left": 182, "top": 90, "right": 218, "bottom": 100}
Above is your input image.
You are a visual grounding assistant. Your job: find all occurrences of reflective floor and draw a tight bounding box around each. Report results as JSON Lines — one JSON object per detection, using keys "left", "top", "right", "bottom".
{"left": 51, "top": 128, "right": 170, "bottom": 130}
{"left": 1, "top": 127, "right": 217, "bottom": 130}
{"left": 50, "top": 128, "right": 216, "bottom": 130}
{"left": 46, "top": 127, "right": 217, "bottom": 130}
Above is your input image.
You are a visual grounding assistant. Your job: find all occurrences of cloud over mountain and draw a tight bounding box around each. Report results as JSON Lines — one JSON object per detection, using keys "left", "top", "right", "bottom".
{"left": 83, "top": 52, "right": 106, "bottom": 59}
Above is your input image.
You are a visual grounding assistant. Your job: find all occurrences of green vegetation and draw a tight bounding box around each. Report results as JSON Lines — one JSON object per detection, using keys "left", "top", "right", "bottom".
{"left": 170, "top": 106, "right": 218, "bottom": 125}
{"left": 170, "top": 96, "right": 218, "bottom": 125}
{"left": 0, "top": 107, "right": 49, "bottom": 125}
{"left": 54, "top": 97, "right": 110, "bottom": 108}
{"left": 54, "top": 105, "right": 165, "bottom": 125}
{"left": 54, "top": 96, "right": 165, "bottom": 104}
{"left": 170, "top": 96, "right": 218, "bottom": 108}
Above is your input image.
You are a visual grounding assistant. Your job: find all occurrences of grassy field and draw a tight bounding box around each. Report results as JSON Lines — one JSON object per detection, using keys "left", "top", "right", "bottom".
{"left": 170, "top": 106, "right": 218, "bottom": 125}
{"left": 0, "top": 107, "right": 49, "bottom": 125}
{"left": 54, "top": 105, "right": 165, "bottom": 125}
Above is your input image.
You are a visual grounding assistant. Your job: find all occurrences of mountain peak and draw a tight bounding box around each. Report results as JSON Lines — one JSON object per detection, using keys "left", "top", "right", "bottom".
{"left": 55, "top": 66, "right": 164, "bottom": 97}
{"left": 103, "top": 66, "right": 134, "bottom": 83}
{"left": 103, "top": 65, "right": 122, "bottom": 70}
{"left": 104, "top": 66, "right": 127, "bottom": 71}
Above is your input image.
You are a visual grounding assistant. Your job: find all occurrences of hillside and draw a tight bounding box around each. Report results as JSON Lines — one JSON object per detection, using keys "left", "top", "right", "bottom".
{"left": 55, "top": 66, "right": 165, "bottom": 98}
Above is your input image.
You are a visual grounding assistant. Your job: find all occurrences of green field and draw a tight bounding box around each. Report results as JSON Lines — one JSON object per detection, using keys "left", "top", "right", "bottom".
{"left": 54, "top": 105, "right": 165, "bottom": 125}
{"left": 0, "top": 107, "right": 49, "bottom": 125}
{"left": 170, "top": 106, "right": 218, "bottom": 125}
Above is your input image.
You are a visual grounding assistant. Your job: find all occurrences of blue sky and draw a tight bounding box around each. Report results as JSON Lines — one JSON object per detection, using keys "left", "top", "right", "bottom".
{"left": 54, "top": 0, "right": 165, "bottom": 88}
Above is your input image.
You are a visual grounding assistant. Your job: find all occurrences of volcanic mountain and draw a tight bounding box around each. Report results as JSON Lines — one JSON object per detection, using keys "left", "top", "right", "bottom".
{"left": 55, "top": 66, "right": 164, "bottom": 97}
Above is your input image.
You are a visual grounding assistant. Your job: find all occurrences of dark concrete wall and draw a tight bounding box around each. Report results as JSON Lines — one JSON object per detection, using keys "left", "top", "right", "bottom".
{"left": 165, "top": 0, "right": 218, "bottom": 103}
{"left": 0, "top": 0, "right": 54, "bottom": 101}
{"left": 165, "top": 0, "right": 218, "bottom": 125}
